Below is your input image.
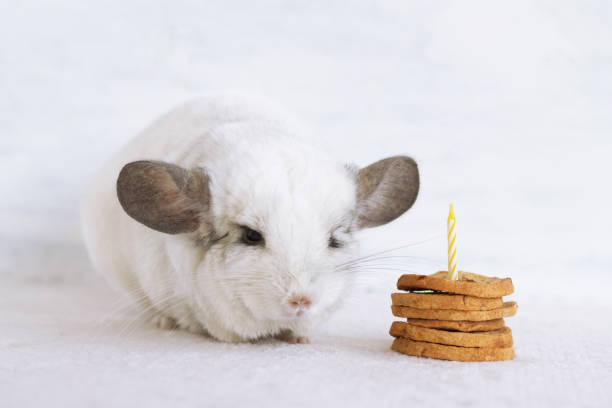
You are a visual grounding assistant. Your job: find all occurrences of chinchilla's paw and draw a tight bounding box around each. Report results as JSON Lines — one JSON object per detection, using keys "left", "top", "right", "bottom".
{"left": 179, "top": 317, "right": 207, "bottom": 335}
{"left": 150, "top": 314, "right": 178, "bottom": 330}
{"left": 287, "top": 335, "right": 310, "bottom": 344}
{"left": 276, "top": 329, "right": 310, "bottom": 344}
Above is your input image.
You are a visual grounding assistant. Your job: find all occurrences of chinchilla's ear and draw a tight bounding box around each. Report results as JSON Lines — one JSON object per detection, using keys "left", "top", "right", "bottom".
{"left": 354, "top": 156, "right": 419, "bottom": 229}
{"left": 116, "top": 160, "right": 211, "bottom": 234}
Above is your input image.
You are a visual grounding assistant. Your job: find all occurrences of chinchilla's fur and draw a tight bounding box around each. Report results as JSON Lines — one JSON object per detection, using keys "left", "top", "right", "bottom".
{"left": 80, "top": 93, "right": 419, "bottom": 343}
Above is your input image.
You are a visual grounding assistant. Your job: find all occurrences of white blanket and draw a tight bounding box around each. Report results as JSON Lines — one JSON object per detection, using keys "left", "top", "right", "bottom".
{"left": 2, "top": 271, "right": 610, "bottom": 407}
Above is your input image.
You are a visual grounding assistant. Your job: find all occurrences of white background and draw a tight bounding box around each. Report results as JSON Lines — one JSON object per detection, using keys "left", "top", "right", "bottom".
{"left": 1, "top": 1, "right": 611, "bottom": 407}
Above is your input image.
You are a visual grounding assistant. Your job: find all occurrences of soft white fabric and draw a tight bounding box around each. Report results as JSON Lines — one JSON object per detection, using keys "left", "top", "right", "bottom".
{"left": 3, "top": 273, "right": 612, "bottom": 407}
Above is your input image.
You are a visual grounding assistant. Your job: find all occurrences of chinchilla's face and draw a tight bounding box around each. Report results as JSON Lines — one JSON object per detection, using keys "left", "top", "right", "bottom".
{"left": 116, "top": 134, "right": 419, "bottom": 327}
{"left": 201, "top": 150, "right": 360, "bottom": 322}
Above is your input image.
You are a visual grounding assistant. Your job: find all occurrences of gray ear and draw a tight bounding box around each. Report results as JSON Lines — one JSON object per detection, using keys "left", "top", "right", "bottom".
{"left": 116, "top": 160, "right": 211, "bottom": 234}
{"left": 355, "top": 156, "right": 419, "bottom": 229}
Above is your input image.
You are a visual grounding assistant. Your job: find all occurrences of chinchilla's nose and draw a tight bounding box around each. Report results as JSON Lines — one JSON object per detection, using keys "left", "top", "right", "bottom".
{"left": 287, "top": 295, "right": 312, "bottom": 314}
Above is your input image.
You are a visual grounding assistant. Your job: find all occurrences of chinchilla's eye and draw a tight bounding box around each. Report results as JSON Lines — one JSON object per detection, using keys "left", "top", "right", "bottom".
{"left": 242, "top": 226, "right": 264, "bottom": 246}
{"left": 328, "top": 235, "right": 343, "bottom": 249}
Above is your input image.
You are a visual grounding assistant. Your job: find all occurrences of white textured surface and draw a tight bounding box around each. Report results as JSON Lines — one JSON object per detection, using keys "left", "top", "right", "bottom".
{"left": 2, "top": 278, "right": 612, "bottom": 408}
{"left": 1, "top": 0, "right": 612, "bottom": 406}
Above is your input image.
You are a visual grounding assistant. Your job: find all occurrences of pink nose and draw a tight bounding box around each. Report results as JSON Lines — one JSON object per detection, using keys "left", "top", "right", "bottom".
{"left": 288, "top": 295, "right": 312, "bottom": 309}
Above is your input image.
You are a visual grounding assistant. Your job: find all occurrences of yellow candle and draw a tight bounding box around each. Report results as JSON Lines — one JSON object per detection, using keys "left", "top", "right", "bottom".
{"left": 447, "top": 204, "right": 458, "bottom": 280}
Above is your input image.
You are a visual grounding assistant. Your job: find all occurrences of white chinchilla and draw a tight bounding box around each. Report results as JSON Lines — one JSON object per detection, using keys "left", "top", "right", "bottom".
{"left": 80, "top": 93, "right": 419, "bottom": 343}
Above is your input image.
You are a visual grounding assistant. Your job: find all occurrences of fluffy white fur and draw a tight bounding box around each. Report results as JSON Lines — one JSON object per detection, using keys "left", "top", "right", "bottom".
{"left": 80, "top": 94, "right": 361, "bottom": 342}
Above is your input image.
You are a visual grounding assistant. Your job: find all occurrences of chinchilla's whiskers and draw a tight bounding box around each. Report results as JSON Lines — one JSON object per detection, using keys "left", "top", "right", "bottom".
{"left": 85, "top": 290, "right": 182, "bottom": 345}
{"left": 101, "top": 273, "right": 185, "bottom": 303}
{"left": 94, "top": 296, "right": 153, "bottom": 337}
{"left": 335, "top": 258, "right": 437, "bottom": 273}
{"left": 354, "top": 266, "right": 421, "bottom": 274}
{"left": 337, "top": 254, "right": 432, "bottom": 270}
{"left": 95, "top": 275, "right": 189, "bottom": 328}
{"left": 335, "top": 234, "right": 442, "bottom": 269}
{"left": 114, "top": 295, "right": 186, "bottom": 341}
{"left": 348, "top": 255, "right": 437, "bottom": 265}
{"left": 354, "top": 258, "right": 433, "bottom": 267}
{"left": 336, "top": 265, "right": 423, "bottom": 290}
{"left": 337, "top": 264, "right": 421, "bottom": 274}
{"left": 105, "top": 278, "right": 189, "bottom": 328}
{"left": 335, "top": 258, "right": 427, "bottom": 277}
{"left": 98, "top": 290, "right": 151, "bottom": 321}
{"left": 106, "top": 294, "right": 175, "bottom": 338}
{"left": 241, "top": 281, "right": 285, "bottom": 298}
{"left": 221, "top": 275, "right": 288, "bottom": 292}
{"left": 231, "top": 268, "right": 300, "bottom": 289}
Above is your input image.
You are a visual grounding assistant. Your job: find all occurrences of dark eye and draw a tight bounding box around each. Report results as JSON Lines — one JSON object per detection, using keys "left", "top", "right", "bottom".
{"left": 242, "top": 227, "right": 264, "bottom": 246}
{"left": 329, "top": 235, "right": 343, "bottom": 249}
